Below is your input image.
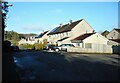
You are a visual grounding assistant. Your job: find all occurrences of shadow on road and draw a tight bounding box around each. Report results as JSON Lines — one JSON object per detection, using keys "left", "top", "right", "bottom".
{"left": 11, "top": 50, "right": 120, "bottom": 81}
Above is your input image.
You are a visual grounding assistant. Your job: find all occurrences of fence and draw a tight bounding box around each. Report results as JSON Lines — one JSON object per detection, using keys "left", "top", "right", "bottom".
{"left": 112, "top": 46, "right": 120, "bottom": 54}
{"left": 67, "top": 44, "right": 113, "bottom": 53}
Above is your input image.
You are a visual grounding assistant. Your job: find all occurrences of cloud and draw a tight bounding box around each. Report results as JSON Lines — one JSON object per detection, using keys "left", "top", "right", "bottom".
{"left": 23, "top": 24, "right": 44, "bottom": 31}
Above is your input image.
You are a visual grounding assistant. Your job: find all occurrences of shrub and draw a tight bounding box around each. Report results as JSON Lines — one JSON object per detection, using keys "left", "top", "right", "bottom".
{"left": 20, "top": 44, "right": 35, "bottom": 49}
{"left": 34, "top": 43, "right": 45, "bottom": 50}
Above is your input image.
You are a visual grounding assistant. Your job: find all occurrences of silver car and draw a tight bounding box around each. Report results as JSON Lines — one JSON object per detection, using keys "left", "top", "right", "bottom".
{"left": 54, "top": 44, "right": 75, "bottom": 52}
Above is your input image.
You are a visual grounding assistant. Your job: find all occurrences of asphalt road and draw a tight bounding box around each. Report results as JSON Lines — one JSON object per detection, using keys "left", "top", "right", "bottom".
{"left": 12, "top": 50, "right": 120, "bottom": 81}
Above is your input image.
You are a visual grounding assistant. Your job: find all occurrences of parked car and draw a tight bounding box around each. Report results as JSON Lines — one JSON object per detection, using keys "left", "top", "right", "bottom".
{"left": 54, "top": 44, "right": 75, "bottom": 52}
{"left": 11, "top": 46, "right": 20, "bottom": 52}
{"left": 43, "top": 44, "right": 56, "bottom": 50}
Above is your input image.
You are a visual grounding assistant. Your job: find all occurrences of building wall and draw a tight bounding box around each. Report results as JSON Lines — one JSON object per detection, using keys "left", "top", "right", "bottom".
{"left": 71, "top": 19, "right": 94, "bottom": 39}
{"left": 55, "top": 20, "right": 94, "bottom": 45}
{"left": 48, "top": 31, "right": 71, "bottom": 44}
{"left": 19, "top": 38, "right": 36, "bottom": 45}
{"left": 48, "top": 19, "right": 94, "bottom": 45}
{"left": 83, "top": 33, "right": 109, "bottom": 45}
{"left": 35, "top": 31, "right": 49, "bottom": 44}
{"left": 106, "top": 29, "right": 120, "bottom": 39}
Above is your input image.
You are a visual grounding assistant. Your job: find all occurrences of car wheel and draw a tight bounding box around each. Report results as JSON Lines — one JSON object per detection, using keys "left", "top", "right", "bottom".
{"left": 55, "top": 49, "right": 59, "bottom": 52}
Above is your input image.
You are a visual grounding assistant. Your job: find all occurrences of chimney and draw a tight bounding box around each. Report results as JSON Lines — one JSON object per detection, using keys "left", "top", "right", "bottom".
{"left": 42, "top": 30, "right": 44, "bottom": 33}
{"left": 69, "top": 20, "right": 72, "bottom": 24}
{"left": 60, "top": 23, "right": 62, "bottom": 27}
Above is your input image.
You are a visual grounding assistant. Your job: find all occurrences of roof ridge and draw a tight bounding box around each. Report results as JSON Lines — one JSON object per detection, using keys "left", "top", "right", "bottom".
{"left": 48, "top": 19, "right": 83, "bottom": 35}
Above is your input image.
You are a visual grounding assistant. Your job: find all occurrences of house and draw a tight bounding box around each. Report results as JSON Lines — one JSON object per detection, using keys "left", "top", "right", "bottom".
{"left": 68, "top": 33, "right": 112, "bottom": 53}
{"left": 101, "top": 30, "right": 110, "bottom": 37}
{"left": 106, "top": 28, "right": 120, "bottom": 45}
{"left": 18, "top": 36, "right": 36, "bottom": 45}
{"left": 71, "top": 32, "right": 109, "bottom": 47}
{"left": 35, "top": 31, "right": 49, "bottom": 44}
{"left": 106, "top": 28, "right": 120, "bottom": 39}
{"left": 47, "top": 19, "right": 94, "bottom": 45}
{"left": 18, "top": 38, "right": 27, "bottom": 45}
{"left": 18, "top": 34, "right": 37, "bottom": 45}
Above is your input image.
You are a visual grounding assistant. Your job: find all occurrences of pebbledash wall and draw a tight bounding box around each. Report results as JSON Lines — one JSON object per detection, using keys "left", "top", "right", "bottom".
{"left": 67, "top": 43, "right": 113, "bottom": 53}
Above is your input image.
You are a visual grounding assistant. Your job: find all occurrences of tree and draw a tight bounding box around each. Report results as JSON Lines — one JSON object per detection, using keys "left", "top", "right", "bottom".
{"left": 2, "top": 1, "right": 12, "bottom": 41}
{"left": 19, "top": 34, "right": 25, "bottom": 39}
{"left": 43, "top": 39, "right": 48, "bottom": 45}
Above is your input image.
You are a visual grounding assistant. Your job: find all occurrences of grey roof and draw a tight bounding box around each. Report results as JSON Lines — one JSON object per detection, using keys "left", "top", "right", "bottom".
{"left": 71, "top": 33, "right": 96, "bottom": 41}
{"left": 57, "top": 37, "right": 69, "bottom": 41}
{"left": 36, "top": 31, "right": 48, "bottom": 38}
{"left": 48, "top": 19, "right": 83, "bottom": 35}
{"left": 114, "top": 28, "right": 120, "bottom": 33}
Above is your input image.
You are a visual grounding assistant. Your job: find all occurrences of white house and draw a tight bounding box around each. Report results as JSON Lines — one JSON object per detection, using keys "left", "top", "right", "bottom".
{"left": 106, "top": 28, "right": 120, "bottom": 45}
{"left": 18, "top": 36, "right": 36, "bottom": 45}
{"left": 35, "top": 31, "right": 49, "bottom": 44}
{"left": 71, "top": 33, "right": 109, "bottom": 47}
{"left": 47, "top": 19, "right": 94, "bottom": 45}
{"left": 106, "top": 28, "right": 120, "bottom": 39}
{"left": 68, "top": 33, "right": 112, "bottom": 53}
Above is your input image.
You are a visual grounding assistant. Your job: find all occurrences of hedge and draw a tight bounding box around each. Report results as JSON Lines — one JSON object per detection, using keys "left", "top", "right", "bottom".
{"left": 34, "top": 43, "right": 46, "bottom": 50}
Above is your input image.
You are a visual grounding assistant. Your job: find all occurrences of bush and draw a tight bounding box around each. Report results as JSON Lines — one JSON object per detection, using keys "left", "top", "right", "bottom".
{"left": 20, "top": 44, "right": 35, "bottom": 49}
{"left": 34, "top": 43, "right": 45, "bottom": 50}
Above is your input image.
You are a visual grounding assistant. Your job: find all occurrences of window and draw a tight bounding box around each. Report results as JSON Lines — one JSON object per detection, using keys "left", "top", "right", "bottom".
{"left": 66, "top": 32, "right": 68, "bottom": 36}
{"left": 85, "top": 43, "right": 92, "bottom": 48}
{"left": 76, "top": 43, "right": 80, "bottom": 46}
{"left": 57, "top": 34, "right": 59, "bottom": 37}
{"left": 82, "top": 43, "right": 84, "bottom": 48}
{"left": 63, "top": 33, "right": 64, "bottom": 37}
{"left": 60, "top": 33, "right": 63, "bottom": 38}
{"left": 113, "top": 32, "right": 115, "bottom": 36}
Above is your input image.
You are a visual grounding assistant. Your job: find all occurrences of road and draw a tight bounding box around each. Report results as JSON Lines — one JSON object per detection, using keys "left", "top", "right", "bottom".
{"left": 12, "top": 50, "right": 120, "bottom": 81}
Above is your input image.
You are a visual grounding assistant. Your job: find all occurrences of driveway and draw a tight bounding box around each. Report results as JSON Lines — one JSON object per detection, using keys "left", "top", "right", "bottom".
{"left": 12, "top": 50, "right": 120, "bottom": 81}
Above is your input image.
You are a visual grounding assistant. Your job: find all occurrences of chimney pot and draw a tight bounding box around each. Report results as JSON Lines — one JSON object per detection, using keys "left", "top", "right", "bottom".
{"left": 69, "top": 20, "right": 72, "bottom": 24}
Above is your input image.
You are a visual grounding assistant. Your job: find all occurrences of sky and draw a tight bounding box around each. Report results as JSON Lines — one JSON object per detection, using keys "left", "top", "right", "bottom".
{"left": 6, "top": 2, "right": 118, "bottom": 34}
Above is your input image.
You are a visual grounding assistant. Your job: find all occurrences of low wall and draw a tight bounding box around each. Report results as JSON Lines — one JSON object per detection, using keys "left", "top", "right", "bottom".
{"left": 67, "top": 44, "right": 113, "bottom": 54}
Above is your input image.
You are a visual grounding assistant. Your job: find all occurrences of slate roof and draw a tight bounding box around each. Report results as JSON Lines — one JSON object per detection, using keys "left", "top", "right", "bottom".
{"left": 48, "top": 19, "right": 83, "bottom": 35}
{"left": 114, "top": 28, "right": 120, "bottom": 33}
{"left": 109, "top": 39, "right": 120, "bottom": 43}
{"left": 72, "top": 33, "right": 95, "bottom": 41}
{"left": 36, "top": 31, "right": 48, "bottom": 38}
{"left": 57, "top": 37, "right": 69, "bottom": 41}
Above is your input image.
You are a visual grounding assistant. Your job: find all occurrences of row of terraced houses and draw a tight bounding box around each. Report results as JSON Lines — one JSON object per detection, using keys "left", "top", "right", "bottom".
{"left": 19, "top": 19, "right": 120, "bottom": 53}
